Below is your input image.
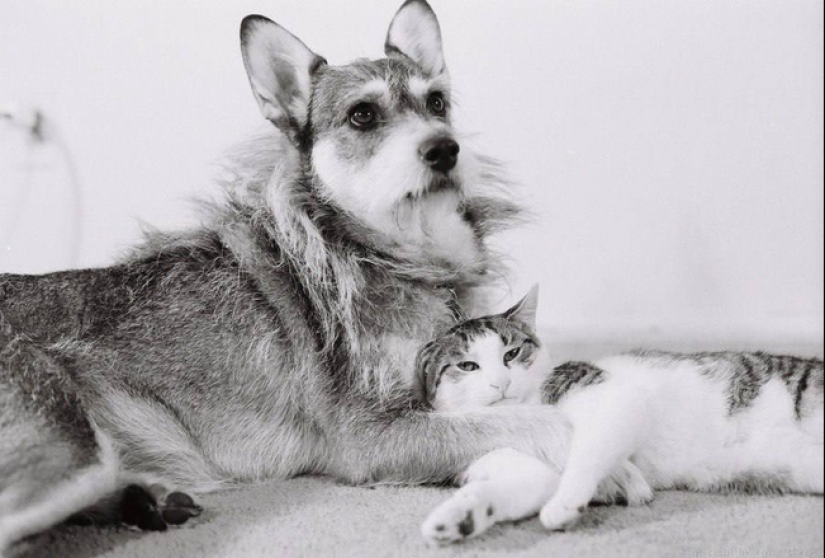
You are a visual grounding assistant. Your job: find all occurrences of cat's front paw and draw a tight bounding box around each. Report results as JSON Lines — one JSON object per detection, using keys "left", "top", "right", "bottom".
{"left": 622, "top": 474, "right": 654, "bottom": 507}
{"left": 592, "top": 461, "right": 654, "bottom": 507}
{"left": 421, "top": 486, "right": 496, "bottom": 545}
{"left": 539, "top": 500, "right": 584, "bottom": 531}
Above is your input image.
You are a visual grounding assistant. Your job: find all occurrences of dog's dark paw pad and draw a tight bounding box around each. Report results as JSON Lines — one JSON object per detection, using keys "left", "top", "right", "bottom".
{"left": 161, "top": 507, "right": 194, "bottom": 526}
{"left": 120, "top": 485, "right": 202, "bottom": 530}
{"left": 121, "top": 485, "right": 168, "bottom": 532}
{"left": 166, "top": 491, "right": 196, "bottom": 508}
{"left": 161, "top": 491, "right": 202, "bottom": 525}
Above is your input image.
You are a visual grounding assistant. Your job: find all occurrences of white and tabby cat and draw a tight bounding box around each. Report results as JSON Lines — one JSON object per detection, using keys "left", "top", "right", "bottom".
{"left": 416, "top": 287, "right": 824, "bottom": 544}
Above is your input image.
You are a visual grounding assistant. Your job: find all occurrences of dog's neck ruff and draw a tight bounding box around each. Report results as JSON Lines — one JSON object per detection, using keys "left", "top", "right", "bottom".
{"left": 199, "top": 132, "right": 520, "bottom": 351}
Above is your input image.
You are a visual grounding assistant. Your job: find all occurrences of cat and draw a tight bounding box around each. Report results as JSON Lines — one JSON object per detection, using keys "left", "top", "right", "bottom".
{"left": 415, "top": 286, "right": 824, "bottom": 544}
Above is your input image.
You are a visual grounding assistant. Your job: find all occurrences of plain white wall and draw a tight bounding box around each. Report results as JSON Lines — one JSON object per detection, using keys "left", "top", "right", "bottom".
{"left": 1, "top": 0, "right": 822, "bottom": 341}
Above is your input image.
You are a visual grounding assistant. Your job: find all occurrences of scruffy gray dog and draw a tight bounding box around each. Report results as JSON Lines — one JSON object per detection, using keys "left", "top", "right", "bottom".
{"left": 0, "top": 1, "right": 612, "bottom": 550}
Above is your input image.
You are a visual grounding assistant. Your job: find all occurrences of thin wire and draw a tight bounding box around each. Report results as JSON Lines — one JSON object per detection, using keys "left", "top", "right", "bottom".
{"left": 0, "top": 132, "right": 36, "bottom": 257}
{"left": 0, "top": 111, "right": 83, "bottom": 268}
{"left": 46, "top": 115, "right": 84, "bottom": 268}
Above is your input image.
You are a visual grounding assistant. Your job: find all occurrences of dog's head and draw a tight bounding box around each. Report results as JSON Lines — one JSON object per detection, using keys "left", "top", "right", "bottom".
{"left": 241, "top": 1, "right": 485, "bottom": 268}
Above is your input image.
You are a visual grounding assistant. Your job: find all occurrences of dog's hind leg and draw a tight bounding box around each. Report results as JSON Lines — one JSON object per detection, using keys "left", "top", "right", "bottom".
{"left": 0, "top": 428, "right": 119, "bottom": 554}
{"left": 0, "top": 339, "right": 119, "bottom": 553}
{"left": 69, "top": 481, "right": 203, "bottom": 532}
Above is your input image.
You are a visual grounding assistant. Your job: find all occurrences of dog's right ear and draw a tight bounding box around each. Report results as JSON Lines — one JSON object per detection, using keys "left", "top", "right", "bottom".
{"left": 385, "top": 0, "right": 446, "bottom": 76}
{"left": 240, "top": 15, "right": 326, "bottom": 138}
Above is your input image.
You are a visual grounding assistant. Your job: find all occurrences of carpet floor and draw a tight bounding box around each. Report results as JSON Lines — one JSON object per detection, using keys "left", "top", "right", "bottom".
{"left": 12, "top": 338, "right": 824, "bottom": 558}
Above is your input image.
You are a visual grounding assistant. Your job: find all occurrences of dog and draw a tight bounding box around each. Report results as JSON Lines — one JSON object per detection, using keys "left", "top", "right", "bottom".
{"left": 0, "top": 1, "right": 632, "bottom": 551}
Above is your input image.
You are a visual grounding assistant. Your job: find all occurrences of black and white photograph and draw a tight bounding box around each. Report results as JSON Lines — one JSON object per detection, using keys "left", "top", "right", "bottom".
{"left": 1, "top": 1, "right": 822, "bottom": 556}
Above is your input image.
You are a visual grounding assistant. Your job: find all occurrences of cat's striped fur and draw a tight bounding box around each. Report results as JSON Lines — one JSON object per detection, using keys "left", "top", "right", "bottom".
{"left": 544, "top": 351, "right": 824, "bottom": 420}
{"left": 611, "top": 350, "right": 824, "bottom": 418}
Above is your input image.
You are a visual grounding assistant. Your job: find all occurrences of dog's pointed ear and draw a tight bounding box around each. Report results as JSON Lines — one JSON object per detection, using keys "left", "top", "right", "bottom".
{"left": 502, "top": 284, "right": 539, "bottom": 329}
{"left": 240, "top": 15, "right": 326, "bottom": 137}
{"left": 384, "top": 0, "right": 446, "bottom": 76}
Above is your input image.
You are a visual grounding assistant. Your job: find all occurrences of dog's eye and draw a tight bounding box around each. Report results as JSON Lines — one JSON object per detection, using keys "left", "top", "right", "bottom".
{"left": 503, "top": 346, "right": 521, "bottom": 364}
{"left": 456, "top": 361, "right": 479, "bottom": 372}
{"left": 426, "top": 93, "right": 446, "bottom": 116}
{"left": 349, "top": 103, "right": 379, "bottom": 128}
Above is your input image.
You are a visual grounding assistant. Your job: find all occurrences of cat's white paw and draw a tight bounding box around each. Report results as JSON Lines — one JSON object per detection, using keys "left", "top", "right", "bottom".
{"left": 539, "top": 500, "right": 584, "bottom": 531}
{"left": 591, "top": 461, "right": 654, "bottom": 507}
{"left": 623, "top": 473, "right": 654, "bottom": 506}
{"left": 421, "top": 486, "right": 496, "bottom": 545}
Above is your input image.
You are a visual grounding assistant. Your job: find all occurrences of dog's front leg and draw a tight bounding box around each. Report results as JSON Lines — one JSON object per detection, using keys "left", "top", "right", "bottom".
{"left": 327, "top": 405, "right": 573, "bottom": 486}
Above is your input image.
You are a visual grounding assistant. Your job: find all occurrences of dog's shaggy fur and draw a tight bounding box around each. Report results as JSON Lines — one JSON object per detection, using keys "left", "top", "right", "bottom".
{"left": 0, "top": 1, "right": 621, "bottom": 550}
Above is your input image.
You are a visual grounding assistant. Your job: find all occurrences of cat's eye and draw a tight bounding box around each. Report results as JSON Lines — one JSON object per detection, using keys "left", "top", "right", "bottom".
{"left": 503, "top": 346, "right": 521, "bottom": 364}
{"left": 426, "top": 92, "right": 447, "bottom": 116}
{"left": 349, "top": 103, "right": 379, "bottom": 128}
{"left": 456, "top": 361, "right": 479, "bottom": 372}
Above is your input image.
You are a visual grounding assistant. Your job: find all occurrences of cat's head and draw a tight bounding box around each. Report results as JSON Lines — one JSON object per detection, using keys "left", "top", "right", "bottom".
{"left": 415, "top": 285, "right": 546, "bottom": 411}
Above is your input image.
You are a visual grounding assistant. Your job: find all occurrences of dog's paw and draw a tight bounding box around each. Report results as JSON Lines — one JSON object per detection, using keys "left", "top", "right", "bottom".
{"left": 120, "top": 484, "right": 202, "bottom": 531}
{"left": 421, "top": 486, "right": 496, "bottom": 545}
{"left": 158, "top": 490, "right": 203, "bottom": 525}
{"left": 539, "top": 500, "right": 585, "bottom": 531}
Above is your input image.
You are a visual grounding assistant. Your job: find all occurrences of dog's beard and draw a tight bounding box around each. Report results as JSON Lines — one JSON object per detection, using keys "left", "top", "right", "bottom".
{"left": 377, "top": 183, "right": 479, "bottom": 270}
{"left": 311, "top": 133, "right": 479, "bottom": 268}
{"left": 419, "top": 174, "right": 459, "bottom": 197}
{"left": 393, "top": 187, "right": 461, "bottom": 234}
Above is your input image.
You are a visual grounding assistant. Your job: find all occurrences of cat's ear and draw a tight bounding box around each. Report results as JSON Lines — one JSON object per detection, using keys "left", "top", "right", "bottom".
{"left": 414, "top": 340, "right": 441, "bottom": 408}
{"left": 503, "top": 284, "right": 539, "bottom": 329}
{"left": 384, "top": 0, "right": 447, "bottom": 76}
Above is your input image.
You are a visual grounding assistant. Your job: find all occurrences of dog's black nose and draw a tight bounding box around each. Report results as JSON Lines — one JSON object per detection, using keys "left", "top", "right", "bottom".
{"left": 419, "top": 137, "right": 460, "bottom": 173}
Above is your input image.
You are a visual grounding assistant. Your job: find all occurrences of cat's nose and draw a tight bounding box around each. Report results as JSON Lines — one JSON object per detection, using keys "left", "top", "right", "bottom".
{"left": 490, "top": 379, "right": 511, "bottom": 393}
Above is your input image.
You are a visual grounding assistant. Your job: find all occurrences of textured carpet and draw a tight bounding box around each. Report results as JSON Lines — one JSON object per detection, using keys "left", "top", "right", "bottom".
{"left": 12, "top": 338, "right": 824, "bottom": 558}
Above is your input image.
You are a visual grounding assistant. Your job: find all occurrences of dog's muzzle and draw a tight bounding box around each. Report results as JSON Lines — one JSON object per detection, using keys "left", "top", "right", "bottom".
{"left": 419, "top": 136, "right": 459, "bottom": 174}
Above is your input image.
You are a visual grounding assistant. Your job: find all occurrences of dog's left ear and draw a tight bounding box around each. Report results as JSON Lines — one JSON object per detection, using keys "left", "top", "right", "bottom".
{"left": 385, "top": 0, "right": 446, "bottom": 76}
{"left": 502, "top": 284, "right": 540, "bottom": 330}
{"left": 240, "top": 15, "right": 326, "bottom": 138}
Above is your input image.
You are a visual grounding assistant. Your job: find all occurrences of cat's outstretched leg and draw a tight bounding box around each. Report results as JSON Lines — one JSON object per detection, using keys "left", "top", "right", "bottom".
{"left": 421, "top": 448, "right": 560, "bottom": 545}
{"left": 420, "top": 448, "right": 652, "bottom": 545}
{"left": 540, "top": 379, "right": 653, "bottom": 531}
